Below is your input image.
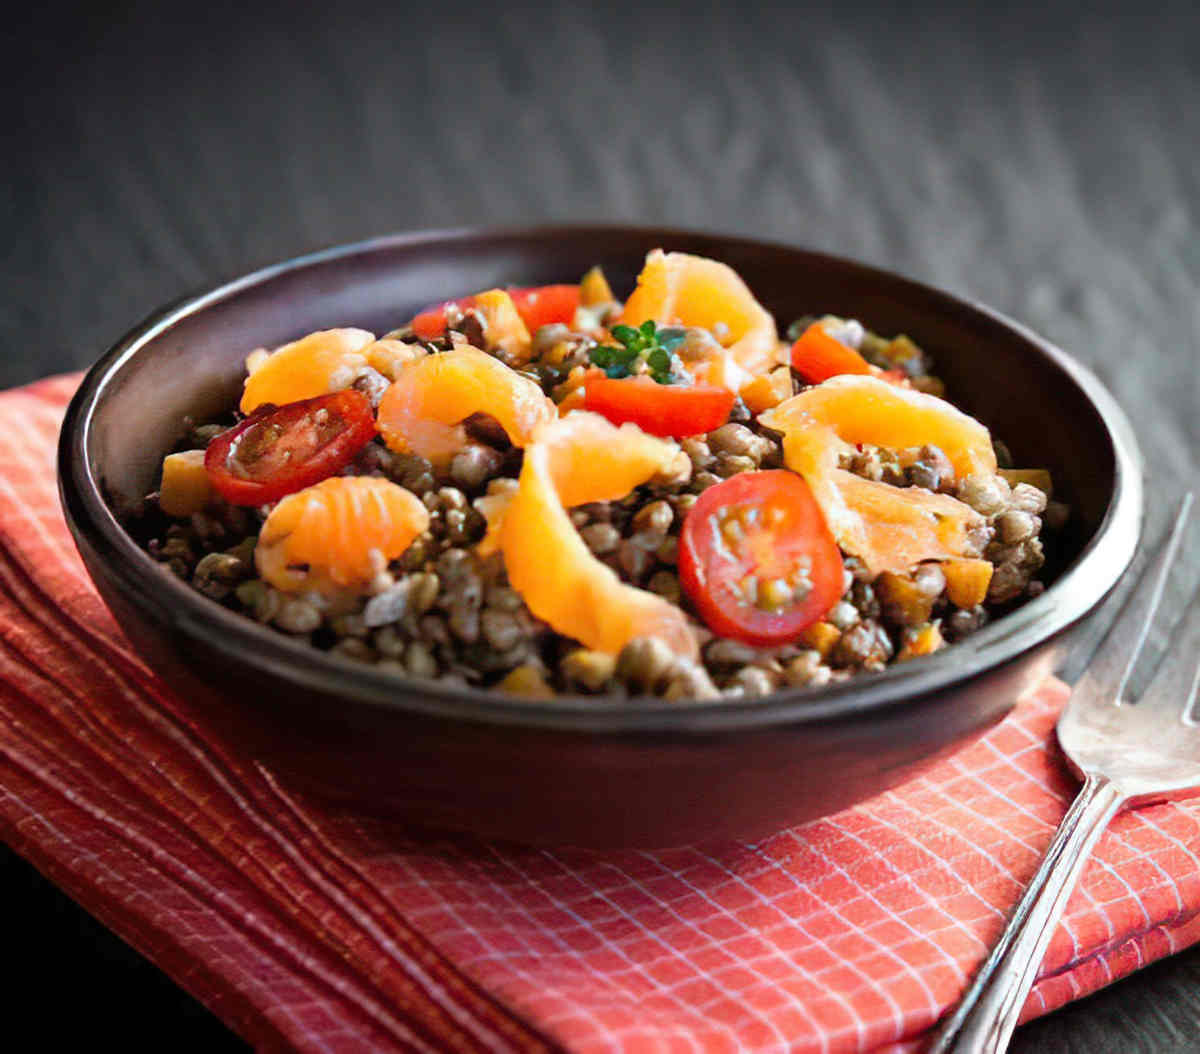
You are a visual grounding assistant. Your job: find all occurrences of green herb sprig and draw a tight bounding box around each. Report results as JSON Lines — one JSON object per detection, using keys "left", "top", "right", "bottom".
{"left": 589, "top": 320, "right": 686, "bottom": 383}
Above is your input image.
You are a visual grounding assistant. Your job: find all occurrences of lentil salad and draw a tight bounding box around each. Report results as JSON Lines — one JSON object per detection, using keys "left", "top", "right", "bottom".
{"left": 135, "top": 250, "right": 1066, "bottom": 702}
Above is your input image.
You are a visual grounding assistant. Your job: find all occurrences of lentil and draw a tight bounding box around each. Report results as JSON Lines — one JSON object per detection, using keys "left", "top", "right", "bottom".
{"left": 481, "top": 609, "right": 523, "bottom": 651}
{"left": 275, "top": 597, "right": 322, "bottom": 634}
{"left": 783, "top": 651, "right": 831, "bottom": 687}
{"left": 450, "top": 444, "right": 504, "bottom": 491}
{"left": 615, "top": 636, "right": 679, "bottom": 694}
{"left": 729, "top": 665, "right": 778, "bottom": 697}
{"left": 957, "top": 473, "right": 1010, "bottom": 516}
{"left": 1009, "top": 482, "right": 1049, "bottom": 516}
{"left": 192, "top": 551, "right": 248, "bottom": 600}
{"left": 561, "top": 649, "right": 617, "bottom": 693}
{"left": 996, "top": 509, "right": 1039, "bottom": 545}
{"left": 140, "top": 305, "right": 1065, "bottom": 703}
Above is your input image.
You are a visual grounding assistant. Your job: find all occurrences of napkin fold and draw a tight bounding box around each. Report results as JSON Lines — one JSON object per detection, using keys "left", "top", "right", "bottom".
{"left": 1, "top": 373, "right": 1198, "bottom": 1053}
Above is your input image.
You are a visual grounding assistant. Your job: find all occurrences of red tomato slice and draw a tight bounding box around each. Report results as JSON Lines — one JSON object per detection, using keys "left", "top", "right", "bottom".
{"left": 678, "top": 470, "right": 844, "bottom": 646}
{"left": 410, "top": 284, "right": 581, "bottom": 340}
{"left": 411, "top": 298, "right": 466, "bottom": 340}
{"left": 791, "top": 323, "right": 875, "bottom": 384}
{"left": 508, "top": 284, "right": 581, "bottom": 331}
{"left": 204, "top": 390, "right": 376, "bottom": 505}
{"left": 791, "top": 323, "right": 915, "bottom": 388}
{"left": 582, "top": 375, "right": 735, "bottom": 438}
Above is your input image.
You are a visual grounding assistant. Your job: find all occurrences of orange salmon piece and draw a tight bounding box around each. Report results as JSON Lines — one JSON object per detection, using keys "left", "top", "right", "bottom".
{"left": 761, "top": 375, "right": 994, "bottom": 576}
{"left": 619, "top": 249, "right": 780, "bottom": 384}
{"left": 240, "top": 328, "right": 375, "bottom": 414}
{"left": 501, "top": 413, "right": 698, "bottom": 659}
{"left": 255, "top": 476, "right": 429, "bottom": 594}
{"left": 376, "top": 345, "right": 556, "bottom": 470}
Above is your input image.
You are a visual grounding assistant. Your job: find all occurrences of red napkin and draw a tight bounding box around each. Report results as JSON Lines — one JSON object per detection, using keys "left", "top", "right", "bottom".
{"left": 2, "top": 373, "right": 1199, "bottom": 1053}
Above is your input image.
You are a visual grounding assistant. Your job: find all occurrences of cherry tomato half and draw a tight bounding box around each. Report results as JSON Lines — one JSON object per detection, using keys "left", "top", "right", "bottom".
{"left": 410, "top": 284, "right": 581, "bottom": 340}
{"left": 790, "top": 322, "right": 875, "bottom": 384}
{"left": 583, "top": 375, "right": 735, "bottom": 438}
{"left": 678, "top": 470, "right": 844, "bottom": 646}
{"left": 204, "top": 390, "right": 376, "bottom": 506}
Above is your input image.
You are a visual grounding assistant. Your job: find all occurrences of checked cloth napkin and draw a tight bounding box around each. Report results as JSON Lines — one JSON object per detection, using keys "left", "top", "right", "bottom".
{"left": 1, "top": 373, "right": 1199, "bottom": 1053}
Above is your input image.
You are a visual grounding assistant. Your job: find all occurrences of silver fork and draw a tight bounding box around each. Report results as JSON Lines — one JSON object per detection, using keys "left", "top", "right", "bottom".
{"left": 929, "top": 494, "right": 1199, "bottom": 1054}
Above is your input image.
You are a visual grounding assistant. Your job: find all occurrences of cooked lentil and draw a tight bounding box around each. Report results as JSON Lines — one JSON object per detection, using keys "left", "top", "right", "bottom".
{"left": 136, "top": 287, "right": 1064, "bottom": 704}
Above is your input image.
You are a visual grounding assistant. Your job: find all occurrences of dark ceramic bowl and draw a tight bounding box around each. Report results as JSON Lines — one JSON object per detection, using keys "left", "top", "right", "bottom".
{"left": 59, "top": 226, "right": 1141, "bottom": 848}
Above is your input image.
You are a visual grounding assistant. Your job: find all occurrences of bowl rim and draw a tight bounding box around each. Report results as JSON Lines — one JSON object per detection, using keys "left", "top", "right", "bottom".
{"left": 58, "top": 223, "right": 1144, "bottom": 734}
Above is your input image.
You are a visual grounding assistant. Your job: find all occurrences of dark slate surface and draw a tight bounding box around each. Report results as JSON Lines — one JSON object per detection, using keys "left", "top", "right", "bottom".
{"left": 4, "top": 1, "right": 1198, "bottom": 1050}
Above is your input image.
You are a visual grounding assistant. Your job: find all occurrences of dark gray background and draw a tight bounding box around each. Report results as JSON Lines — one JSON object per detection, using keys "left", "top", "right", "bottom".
{"left": 5, "top": 1, "right": 1199, "bottom": 1050}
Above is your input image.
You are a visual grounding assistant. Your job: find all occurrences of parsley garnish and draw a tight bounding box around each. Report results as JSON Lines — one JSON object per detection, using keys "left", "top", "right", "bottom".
{"left": 589, "top": 320, "right": 686, "bottom": 383}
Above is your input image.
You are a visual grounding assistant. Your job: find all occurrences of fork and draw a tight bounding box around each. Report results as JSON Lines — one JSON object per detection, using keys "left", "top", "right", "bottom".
{"left": 928, "top": 494, "right": 1199, "bottom": 1054}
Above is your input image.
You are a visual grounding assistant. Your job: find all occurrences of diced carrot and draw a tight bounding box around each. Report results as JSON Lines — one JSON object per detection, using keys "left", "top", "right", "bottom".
{"left": 897, "top": 622, "right": 946, "bottom": 662}
{"left": 799, "top": 621, "right": 841, "bottom": 659}
{"left": 943, "top": 558, "right": 994, "bottom": 609}
{"left": 579, "top": 266, "right": 614, "bottom": 307}
{"left": 159, "top": 450, "right": 213, "bottom": 517}
{"left": 498, "top": 665, "right": 556, "bottom": 697}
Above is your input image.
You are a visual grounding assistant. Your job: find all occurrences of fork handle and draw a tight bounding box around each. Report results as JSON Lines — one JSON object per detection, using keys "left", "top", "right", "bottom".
{"left": 927, "top": 774, "right": 1126, "bottom": 1054}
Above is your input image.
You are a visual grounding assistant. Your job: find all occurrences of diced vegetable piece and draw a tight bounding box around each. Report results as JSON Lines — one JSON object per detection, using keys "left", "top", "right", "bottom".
{"left": 473, "top": 288, "right": 533, "bottom": 362}
{"left": 205, "top": 391, "right": 377, "bottom": 506}
{"left": 579, "top": 265, "right": 614, "bottom": 307}
{"left": 760, "top": 375, "right": 994, "bottom": 576}
{"left": 582, "top": 375, "right": 734, "bottom": 437}
{"left": 498, "top": 665, "right": 555, "bottom": 697}
{"left": 790, "top": 323, "right": 874, "bottom": 384}
{"left": 501, "top": 413, "right": 697, "bottom": 659}
{"left": 799, "top": 621, "right": 840, "bottom": 659}
{"left": 677, "top": 471, "right": 844, "bottom": 646}
{"left": 790, "top": 322, "right": 919, "bottom": 387}
{"left": 255, "top": 476, "right": 429, "bottom": 595}
{"left": 874, "top": 571, "right": 936, "bottom": 627}
{"left": 619, "top": 249, "right": 780, "bottom": 382}
{"left": 240, "top": 328, "right": 375, "bottom": 414}
{"left": 508, "top": 284, "right": 581, "bottom": 332}
{"left": 943, "top": 558, "right": 995, "bottom": 609}
{"left": 377, "top": 345, "right": 556, "bottom": 469}
{"left": 159, "top": 450, "right": 214, "bottom": 517}
{"left": 411, "top": 298, "right": 463, "bottom": 340}
{"left": 739, "top": 367, "right": 793, "bottom": 413}
{"left": 999, "top": 468, "right": 1053, "bottom": 498}
{"left": 897, "top": 622, "right": 946, "bottom": 662}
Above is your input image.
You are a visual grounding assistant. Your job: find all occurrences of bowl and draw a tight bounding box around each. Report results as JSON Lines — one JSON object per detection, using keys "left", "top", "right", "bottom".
{"left": 58, "top": 225, "right": 1142, "bottom": 848}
